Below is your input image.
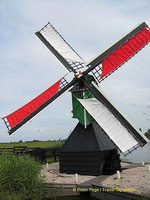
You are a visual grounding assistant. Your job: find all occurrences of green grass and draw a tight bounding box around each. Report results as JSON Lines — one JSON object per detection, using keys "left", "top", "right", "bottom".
{"left": 0, "top": 140, "right": 65, "bottom": 149}
{"left": 47, "top": 156, "right": 59, "bottom": 164}
{"left": 0, "top": 140, "right": 65, "bottom": 165}
{"left": 147, "top": 135, "right": 150, "bottom": 140}
{"left": 0, "top": 152, "right": 62, "bottom": 200}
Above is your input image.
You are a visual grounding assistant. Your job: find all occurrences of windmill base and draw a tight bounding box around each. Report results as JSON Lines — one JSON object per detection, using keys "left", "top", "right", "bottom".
{"left": 59, "top": 121, "right": 121, "bottom": 176}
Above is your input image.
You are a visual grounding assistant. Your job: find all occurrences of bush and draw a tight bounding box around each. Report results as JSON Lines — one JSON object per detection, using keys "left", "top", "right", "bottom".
{"left": 0, "top": 152, "right": 61, "bottom": 200}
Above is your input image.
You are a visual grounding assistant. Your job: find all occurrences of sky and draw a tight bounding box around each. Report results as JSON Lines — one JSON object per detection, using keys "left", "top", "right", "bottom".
{"left": 0, "top": 0, "right": 150, "bottom": 143}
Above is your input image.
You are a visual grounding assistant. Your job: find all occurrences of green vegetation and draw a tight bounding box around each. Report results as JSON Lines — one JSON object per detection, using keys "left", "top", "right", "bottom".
{"left": 113, "top": 177, "right": 124, "bottom": 180}
{"left": 113, "top": 177, "right": 118, "bottom": 180}
{"left": 47, "top": 156, "right": 59, "bottom": 164}
{"left": 0, "top": 152, "right": 61, "bottom": 200}
{"left": 0, "top": 140, "right": 65, "bottom": 149}
{"left": 142, "top": 197, "right": 150, "bottom": 200}
{"left": 145, "top": 129, "right": 150, "bottom": 140}
{"left": 0, "top": 140, "right": 65, "bottom": 165}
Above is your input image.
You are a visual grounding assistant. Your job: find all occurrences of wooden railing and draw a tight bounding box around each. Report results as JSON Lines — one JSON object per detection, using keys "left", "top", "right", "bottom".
{"left": 0, "top": 146, "right": 61, "bottom": 163}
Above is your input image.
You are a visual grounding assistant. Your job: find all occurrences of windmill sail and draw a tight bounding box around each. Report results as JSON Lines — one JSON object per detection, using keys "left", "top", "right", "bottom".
{"left": 3, "top": 77, "right": 75, "bottom": 135}
{"left": 77, "top": 97, "right": 138, "bottom": 154}
{"left": 35, "top": 23, "right": 85, "bottom": 73}
{"left": 2, "top": 22, "right": 150, "bottom": 136}
{"left": 77, "top": 82, "right": 149, "bottom": 154}
{"left": 100, "top": 27, "right": 150, "bottom": 79}
{"left": 85, "top": 22, "right": 150, "bottom": 82}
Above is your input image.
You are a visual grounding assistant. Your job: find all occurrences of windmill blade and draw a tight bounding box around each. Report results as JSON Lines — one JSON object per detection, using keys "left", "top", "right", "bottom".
{"left": 35, "top": 23, "right": 85, "bottom": 73}
{"left": 84, "top": 22, "right": 150, "bottom": 82}
{"left": 3, "top": 76, "right": 76, "bottom": 135}
{"left": 77, "top": 81, "right": 149, "bottom": 155}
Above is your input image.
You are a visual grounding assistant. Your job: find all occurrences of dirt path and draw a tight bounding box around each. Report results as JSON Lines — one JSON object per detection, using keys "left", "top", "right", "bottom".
{"left": 42, "top": 162, "right": 150, "bottom": 196}
{"left": 42, "top": 162, "right": 96, "bottom": 184}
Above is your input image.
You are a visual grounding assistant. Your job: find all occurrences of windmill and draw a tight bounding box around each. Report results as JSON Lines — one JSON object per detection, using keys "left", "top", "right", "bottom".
{"left": 2, "top": 22, "right": 150, "bottom": 175}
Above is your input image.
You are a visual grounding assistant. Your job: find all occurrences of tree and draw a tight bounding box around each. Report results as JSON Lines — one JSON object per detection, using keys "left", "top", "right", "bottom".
{"left": 145, "top": 129, "right": 150, "bottom": 140}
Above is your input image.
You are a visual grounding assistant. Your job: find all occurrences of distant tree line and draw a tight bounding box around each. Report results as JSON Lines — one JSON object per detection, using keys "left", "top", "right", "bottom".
{"left": 13, "top": 139, "right": 66, "bottom": 143}
{"left": 145, "top": 129, "right": 150, "bottom": 140}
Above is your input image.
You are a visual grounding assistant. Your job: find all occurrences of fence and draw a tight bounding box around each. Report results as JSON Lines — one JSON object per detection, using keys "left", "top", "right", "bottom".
{"left": 0, "top": 146, "right": 61, "bottom": 163}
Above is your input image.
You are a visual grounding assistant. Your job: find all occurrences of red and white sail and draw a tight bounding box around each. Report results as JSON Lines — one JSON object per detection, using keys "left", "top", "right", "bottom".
{"left": 3, "top": 76, "right": 74, "bottom": 135}
{"left": 101, "top": 27, "right": 150, "bottom": 79}
{"left": 86, "top": 22, "right": 150, "bottom": 82}
{"left": 6, "top": 79, "right": 61, "bottom": 129}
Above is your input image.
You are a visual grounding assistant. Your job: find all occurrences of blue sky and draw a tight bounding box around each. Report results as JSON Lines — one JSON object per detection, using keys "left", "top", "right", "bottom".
{"left": 0, "top": 0, "right": 150, "bottom": 142}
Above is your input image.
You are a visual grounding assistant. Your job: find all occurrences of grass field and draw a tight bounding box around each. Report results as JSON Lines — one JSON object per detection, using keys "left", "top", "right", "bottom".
{"left": 0, "top": 140, "right": 65, "bottom": 149}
